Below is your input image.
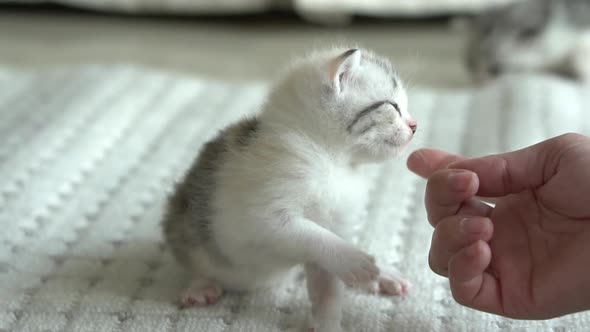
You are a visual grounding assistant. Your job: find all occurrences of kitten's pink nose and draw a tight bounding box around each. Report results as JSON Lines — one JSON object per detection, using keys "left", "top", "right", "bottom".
{"left": 408, "top": 119, "right": 417, "bottom": 134}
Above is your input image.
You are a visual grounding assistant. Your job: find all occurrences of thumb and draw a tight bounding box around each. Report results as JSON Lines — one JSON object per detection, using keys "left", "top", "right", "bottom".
{"left": 407, "top": 149, "right": 465, "bottom": 178}
{"left": 449, "top": 134, "right": 571, "bottom": 197}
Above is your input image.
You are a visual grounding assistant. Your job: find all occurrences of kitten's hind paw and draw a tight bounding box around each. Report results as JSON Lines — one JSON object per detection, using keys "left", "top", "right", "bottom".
{"left": 180, "top": 279, "right": 223, "bottom": 308}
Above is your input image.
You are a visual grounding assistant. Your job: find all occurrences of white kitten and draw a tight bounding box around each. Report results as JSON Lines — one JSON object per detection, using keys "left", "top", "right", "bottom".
{"left": 162, "top": 47, "right": 416, "bottom": 331}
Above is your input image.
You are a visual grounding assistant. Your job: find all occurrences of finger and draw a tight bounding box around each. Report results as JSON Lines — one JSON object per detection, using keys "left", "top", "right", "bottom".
{"left": 458, "top": 197, "right": 495, "bottom": 218}
{"left": 425, "top": 169, "right": 479, "bottom": 225}
{"left": 407, "top": 149, "right": 465, "bottom": 178}
{"left": 407, "top": 149, "right": 496, "bottom": 204}
{"left": 448, "top": 241, "right": 504, "bottom": 316}
{"left": 429, "top": 217, "right": 493, "bottom": 276}
{"left": 449, "top": 134, "right": 579, "bottom": 197}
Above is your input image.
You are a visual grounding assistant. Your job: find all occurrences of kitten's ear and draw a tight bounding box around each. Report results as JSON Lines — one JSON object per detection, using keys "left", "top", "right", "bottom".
{"left": 329, "top": 49, "right": 361, "bottom": 93}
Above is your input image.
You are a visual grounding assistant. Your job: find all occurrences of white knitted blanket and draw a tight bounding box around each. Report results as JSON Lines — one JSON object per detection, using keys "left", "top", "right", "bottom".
{"left": 1, "top": 66, "right": 590, "bottom": 332}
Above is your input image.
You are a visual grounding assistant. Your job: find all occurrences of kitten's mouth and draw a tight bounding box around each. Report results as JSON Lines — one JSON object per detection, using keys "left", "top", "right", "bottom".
{"left": 384, "top": 137, "right": 412, "bottom": 148}
{"left": 385, "top": 127, "right": 415, "bottom": 148}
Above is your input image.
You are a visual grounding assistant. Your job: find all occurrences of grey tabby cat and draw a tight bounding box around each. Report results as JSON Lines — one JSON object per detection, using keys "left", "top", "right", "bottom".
{"left": 466, "top": 0, "right": 590, "bottom": 83}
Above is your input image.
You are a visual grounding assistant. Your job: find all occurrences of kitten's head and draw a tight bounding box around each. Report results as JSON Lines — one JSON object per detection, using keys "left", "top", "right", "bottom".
{"left": 466, "top": 0, "right": 552, "bottom": 82}
{"left": 269, "top": 47, "right": 416, "bottom": 163}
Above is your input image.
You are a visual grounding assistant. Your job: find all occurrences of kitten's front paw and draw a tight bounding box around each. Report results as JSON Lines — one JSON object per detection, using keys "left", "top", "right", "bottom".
{"left": 377, "top": 272, "right": 411, "bottom": 297}
{"left": 320, "top": 245, "right": 379, "bottom": 286}
{"left": 363, "top": 266, "right": 411, "bottom": 297}
{"left": 180, "top": 279, "right": 223, "bottom": 308}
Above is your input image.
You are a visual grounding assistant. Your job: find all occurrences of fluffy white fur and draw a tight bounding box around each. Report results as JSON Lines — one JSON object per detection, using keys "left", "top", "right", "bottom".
{"left": 164, "top": 47, "right": 416, "bottom": 332}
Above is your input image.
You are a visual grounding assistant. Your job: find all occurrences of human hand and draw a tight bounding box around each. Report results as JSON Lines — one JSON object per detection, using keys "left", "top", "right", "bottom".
{"left": 407, "top": 133, "right": 590, "bottom": 319}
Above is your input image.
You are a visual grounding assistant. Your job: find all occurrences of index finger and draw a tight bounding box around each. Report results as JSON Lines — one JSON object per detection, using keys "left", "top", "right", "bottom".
{"left": 448, "top": 134, "right": 579, "bottom": 197}
{"left": 408, "top": 149, "right": 500, "bottom": 205}
{"left": 407, "top": 149, "right": 465, "bottom": 178}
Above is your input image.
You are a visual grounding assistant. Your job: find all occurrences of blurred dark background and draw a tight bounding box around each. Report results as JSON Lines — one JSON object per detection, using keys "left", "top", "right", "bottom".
{"left": 0, "top": 1, "right": 514, "bottom": 87}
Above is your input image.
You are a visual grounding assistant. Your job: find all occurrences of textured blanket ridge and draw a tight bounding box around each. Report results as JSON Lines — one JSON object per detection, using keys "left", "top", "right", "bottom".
{"left": 0, "top": 65, "right": 589, "bottom": 332}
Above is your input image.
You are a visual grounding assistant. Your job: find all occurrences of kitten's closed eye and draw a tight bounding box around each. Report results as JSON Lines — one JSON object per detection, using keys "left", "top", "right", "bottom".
{"left": 390, "top": 102, "right": 401, "bottom": 117}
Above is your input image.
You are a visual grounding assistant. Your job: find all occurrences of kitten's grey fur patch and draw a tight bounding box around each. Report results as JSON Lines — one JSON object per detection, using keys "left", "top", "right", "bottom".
{"left": 234, "top": 118, "right": 259, "bottom": 147}
{"left": 162, "top": 118, "right": 259, "bottom": 266}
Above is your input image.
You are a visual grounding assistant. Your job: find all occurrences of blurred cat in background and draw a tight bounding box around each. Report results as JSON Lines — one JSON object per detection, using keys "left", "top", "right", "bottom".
{"left": 466, "top": 0, "right": 590, "bottom": 83}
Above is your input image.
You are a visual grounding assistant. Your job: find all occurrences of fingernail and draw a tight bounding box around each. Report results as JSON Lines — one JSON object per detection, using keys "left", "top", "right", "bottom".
{"left": 448, "top": 171, "right": 473, "bottom": 192}
{"left": 461, "top": 218, "right": 482, "bottom": 234}
{"left": 465, "top": 242, "right": 481, "bottom": 258}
